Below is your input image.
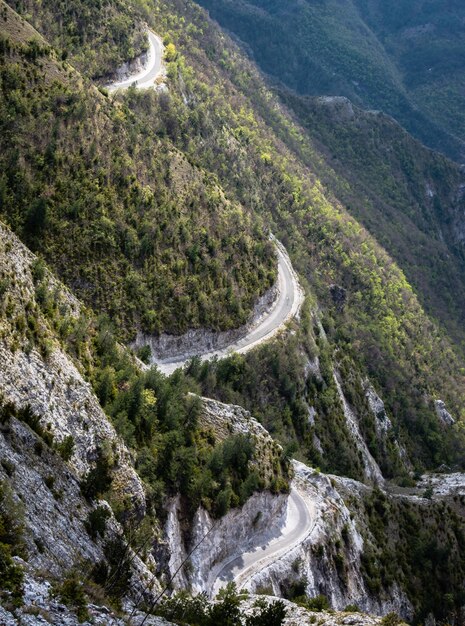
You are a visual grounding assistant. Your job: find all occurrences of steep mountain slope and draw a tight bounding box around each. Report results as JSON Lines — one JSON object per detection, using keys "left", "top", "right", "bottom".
{"left": 354, "top": 0, "right": 465, "bottom": 156}
{"left": 0, "top": 219, "right": 289, "bottom": 618}
{"left": 4, "top": 0, "right": 148, "bottom": 79}
{"left": 277, "top": 92, "right": 465, "bottom": 350}
{"left": 0, "top": 0, "right": 275, "bottom": 337}
{"left": 2, "top": 0, "right": 465, "bottom": 475}
{"left": 134, "top": 0, "right": 465, "bottom": 473}
{"left": 196, "top": 0, "right": 465, "bottom": 161}
{"left": 1, "top": 0, "right": 465, "bottom": 622}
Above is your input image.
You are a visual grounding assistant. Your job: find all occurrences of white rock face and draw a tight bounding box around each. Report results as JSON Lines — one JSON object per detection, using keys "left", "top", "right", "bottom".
{"left": 0, "top": 223, "right": 145, "bottom": 497}
{"left": 240, "top": 595, "right": 390, "bottom": 626}
{"left": 434, "top": 399, "right": 455, "bottom": 426}
{"left": 199, "top": 395, "right": 283, "bottom": 469}
{"left": 1, "top": 346, "right": 121, "bottom": 476}
{"left": 243, "top": 462, "right": 413, "bottom": 619}
{"left": 317, "top": 96, "right": 356, "bottom": 121}
{"left": 168, "top": 490, "right": 289, "bottom": 595}
{"left": 163, "top": 396, "right": 412, "bottom": 619}
{"left": 333, "top": 371, "right": 384, "bottom": 485}
{"left": 304, "top": 355, "right": 322, "bottom": 382}
{"left": 417, "top": 472, "right": 465, "bottom": 497}
{"left": 133, "top": 282, "right": 278, "bottom": 361}
{"left": 0, "top": 418, "right": 103, "bottom": 576}
{"left": 0, "top": 569, "right": 173, "bottom": 626}
{"left": 365, "top": 384, "right": 392, "bottom": 437}
{"left": 166, "top": 496, "right": 189, "bottom": 589}
{"left": 364, "top": 381, "right": 411, "bottom": 472}
{"left": 0, "top": 223, "right": 157, "bottom": 595}
{"left": 165, "top": 397, "right": 289, "bottom": 594}
{"left": 199, "top": 396, "right": 275, "bottom": 442}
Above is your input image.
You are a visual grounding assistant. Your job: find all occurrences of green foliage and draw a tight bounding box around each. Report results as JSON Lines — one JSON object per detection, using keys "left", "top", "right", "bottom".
{"left": 52, "top": 573, "right": 89, "bottom": 622}
{"left": 1, "top": 401, "right": 54, "bottom": 447}
{"left": 245, "top": 600, "right": 286, "bottom": 626}
{"left": 0, "top": 481, "right": 26, "bottom": 606}
{"left": 85, "top": 506, "right": 111, "bottom": 540}
{"left": 81, "top": 448, "right": 113, "bottom": 500}
{"left": 3, "top": 0, "right": 465, "bottom": 483}
{"left": 299, "top": 594, "right": 330, "bottom": 612}
{"left": 91, "top": 536, "right": 132, "bottom": 606}
{"left": 155, "top": 582, "right": 286, "bottom": 626}
{"left": 380, "top": 614, "right": 404, "bottom": 626}
{"left": 196, "top": 0, "right": 465, "bottom": 160}
{"left": 136, "top": 344, "right": 152, "bottom": 364}
{"left": 5, "top": 0, "right": 148, "bottom": 79}
{"left": 1, "top": 2, "right": 465, "bottom": 618}
{"left": 58, "top": 313, "right": 283, "bottom": 518}
{"left": 0, "top": 458, "right": 14, "bottom": 476}
{"left": 281, "top": 577, "right": 308, "bottom": 603}
{"left": 0, "top": 24, "right": 275, "bottom": 339}
{"left": 164, "top": 42, "right": 177, "bottom": 62}
{"left": 129, "top": 0, "right": 465, "bottom": 473}
{"left": 56, "top": 435, "right": 75, "bottom": 461}
{"left": 360, "top": 489, "right": 465, "bottom": 622}
{"left": 0, "top": 544, "right": 24, "bottom": 607}
{"left": 185, "top": 330, "right": 367, "bottom": 480}
{"left": 279, "top": 91, "right": 465, "bottom": 355}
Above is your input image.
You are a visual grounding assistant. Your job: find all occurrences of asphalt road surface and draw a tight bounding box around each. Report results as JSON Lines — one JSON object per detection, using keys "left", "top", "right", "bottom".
{"left": 107, "top": 31, "right": 163, "bottom": 91}
{"left": 155, "top": 238, "right": 304, "bottom": 375}
{"left": 211, "top": 488, "right": 313, "bottom": 597}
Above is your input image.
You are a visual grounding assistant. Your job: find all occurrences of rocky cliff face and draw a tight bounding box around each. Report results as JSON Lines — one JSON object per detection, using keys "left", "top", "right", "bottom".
{"left": 162, "top": 393, "right": 464, "bottom": 621}
{"left": 240, "top": 595, "right": 390, "bottom": 626}
{"left": 166, "top": 489, "right": 289, "bottom": 594}
{"left": 236, "top": 462, "right": 413, "bottom": 619}
{"left": 164, "top": 452, "right": 415, "bottom": 618}
{"left": 333, "top": 371, "right": 384, "bottom": 485}
{"left": 1, "top": 223, "right": 462, "bottom": 624}
{"left": 0, "top": 222, "right": 147, "bottom": 500}
{"left": 0, "top": 569, "right": 173, "bottom": 626}
{"left": 133, "top": 282, "right": 278, "bottom": 366}
{"left": 161, "top": 396, "right": 415, "bottom": 618}
{"left": 164, "top": 396, "right": 289, "bottom": 593}
{"left": 0, "top": 222, "right": 160, "bottom": 606}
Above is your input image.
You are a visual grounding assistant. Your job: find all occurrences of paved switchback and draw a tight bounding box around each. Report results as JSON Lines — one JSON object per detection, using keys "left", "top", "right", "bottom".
{"left": 106, "top": 37, "right": 304, "bottom": 371}
{"left": 211, "top": 487, "right": 314, "bottom": 597}
{"left": 106, "top": 31, "right": 164, "bottom": 91}
{"left": 154, "top": 237, "right": 304, "bottom": 375}
{"left": 106, "top": 28, "right": 311, "bottom": 597}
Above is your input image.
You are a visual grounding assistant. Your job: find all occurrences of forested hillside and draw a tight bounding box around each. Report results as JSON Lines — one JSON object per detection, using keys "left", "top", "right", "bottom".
{"left": 132, "top": 0, "right": 465, "bottom": 474}
{"left": 278, "top": 92, "right": 465, "bottom": 351}
{"left": 5, "top": 0, "right": 147, "bottom": 78}
{"left": 2, "top": 0, "right": 465, "bottom": 476}
{"left": 1, "top": 0, "right": 465, "bottom": 621}
{"left": 0, "top": 1, "right": 276, "bottom": 337}
{"left": 196, "top": 0, "right": 465, "bottom": 162}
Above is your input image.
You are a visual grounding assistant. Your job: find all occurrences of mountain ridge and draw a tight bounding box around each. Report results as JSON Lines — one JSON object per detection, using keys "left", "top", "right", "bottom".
{"left": 196, "top": 0, "right": 465, "bottom": 162}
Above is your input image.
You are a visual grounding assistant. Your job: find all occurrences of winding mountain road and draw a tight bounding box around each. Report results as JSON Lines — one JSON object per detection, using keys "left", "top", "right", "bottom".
{"left": 107, "top": 27, "right": 311, "bottom": 595}
{"left": 106, "top": 30, "right": 164, "bottom": 91}
{"left": 155, "top": 237, "right": 304, "bottom": 375}
{"left": 106, "top": 33, "right": 304, "bottom": 371}
{"left": 211, "top": 487, "right": 314, "bottom": 597}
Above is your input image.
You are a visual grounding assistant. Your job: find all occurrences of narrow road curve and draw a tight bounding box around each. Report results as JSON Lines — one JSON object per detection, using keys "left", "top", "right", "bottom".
{"left": 155, "top": 237, "right": 304, "bottom": 375}
{"left": 106, "top": 30, "right": 164, "bottom": 92}
{"left": 106, "top": 35, "right": 304, "bottom": 370}
{"left": 211, "top": 487, "right": 314, "bottom": 597}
